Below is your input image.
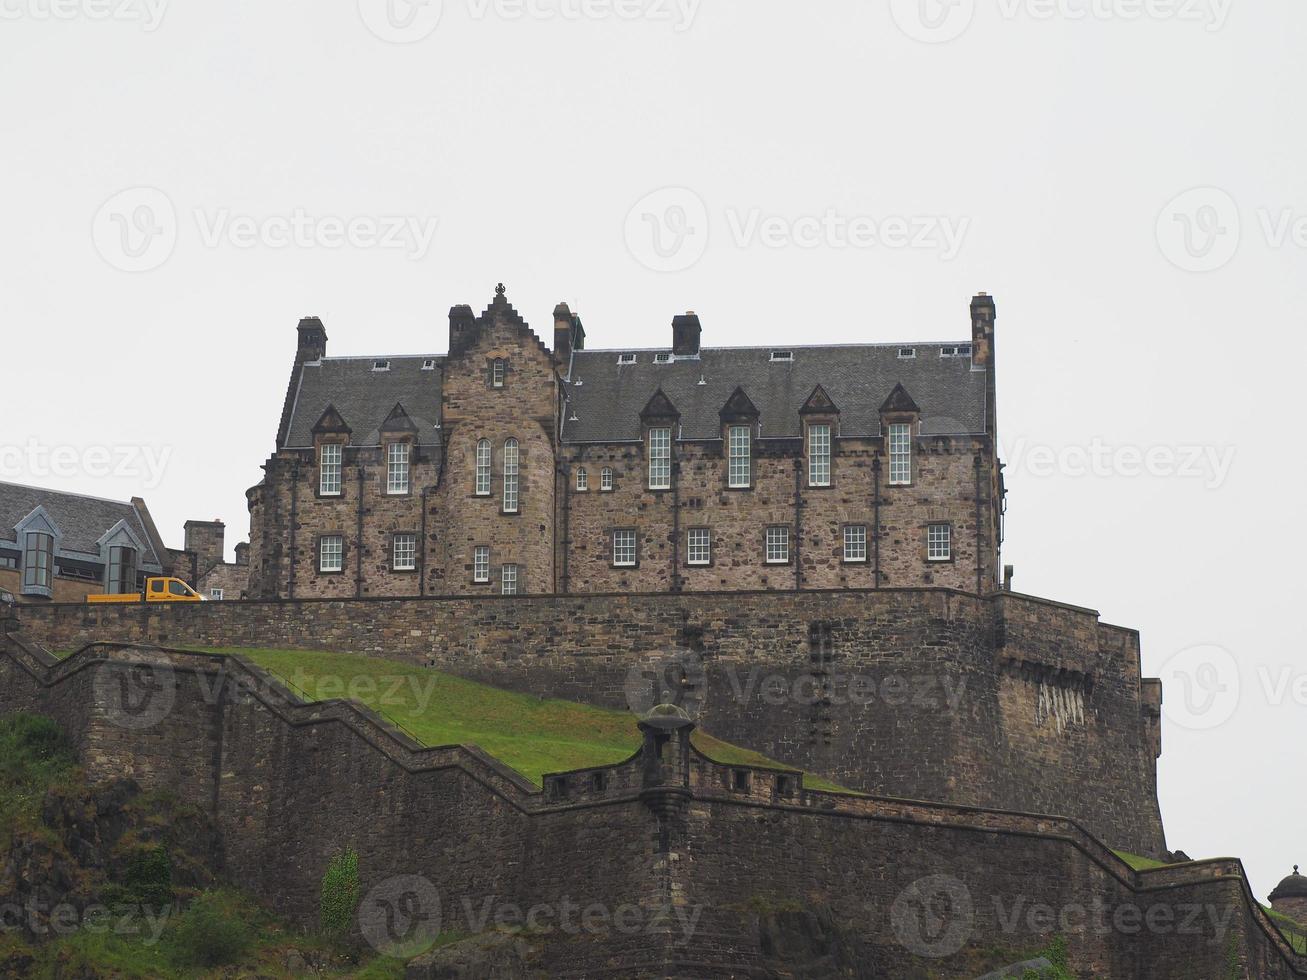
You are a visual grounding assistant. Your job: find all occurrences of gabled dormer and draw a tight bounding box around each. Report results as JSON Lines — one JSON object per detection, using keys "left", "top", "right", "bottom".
{"left": 380, "top": 403, "right": 417, "bottom": 496}
{"left": 719, "top": 387, "right": 759, "bottom": 490}
{"left": 312, "top": 405, "right": 351, "bottom": 497}
{"left": 14, "top": 505, "right": 60, "bottom": 599}
{"left": 96, "top": 519, "right": 148, "bottom": 593}
{"left": 640, "top": 389, "right": 680, "bottom": 491}
{"left": 880, "top": 383, "right": 921, "bottom": 487}
{"left": 800, "top": 385, "right": 840, "bottom": 489}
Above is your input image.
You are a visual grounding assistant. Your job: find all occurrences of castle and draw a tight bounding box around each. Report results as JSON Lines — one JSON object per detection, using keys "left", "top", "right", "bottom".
{"left": 245, "top": 285, "right": 1003, "bottom": 600}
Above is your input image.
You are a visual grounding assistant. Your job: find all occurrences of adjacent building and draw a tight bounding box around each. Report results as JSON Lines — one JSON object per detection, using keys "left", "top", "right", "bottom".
{"left": 247, "top": 286, "right": 1005, "bottom": 599}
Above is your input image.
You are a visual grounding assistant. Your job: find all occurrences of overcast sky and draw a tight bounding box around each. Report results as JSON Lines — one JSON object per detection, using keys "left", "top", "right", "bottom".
{"left": 3, "top": 0, "right": 1304, "bottom": 906}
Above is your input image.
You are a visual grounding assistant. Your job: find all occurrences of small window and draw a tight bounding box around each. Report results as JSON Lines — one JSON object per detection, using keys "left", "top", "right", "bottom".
{"left": 475, "top": 439, "right": 492, "bottom": 496}
{"left": 422, "top": 358, "right": 437, "bottom": 370}
{"left": 387, "top": 442, "right": 410, "bottom": 495}
{"left": 808, "top": 423, "right": 831, "bottom": 488}
{"left": 844, "top": 525, "right": 868, "bottom": 563}
{"left": 928, "top": 524, "right": 952, "bottom": 562}
{"left": 728, "top": 425, "right": 751, "bottom": 488}
{"left": 939, "top": 346, "right": 956, "bottom": 357}
{"left": 23, "top": 532, "right": 54, "bottom": 593}
{"left": 319, "top": 443, "right": 343, "bottom": 496}
{"left": 576, "top": 467, "right": 589, "bottom": 491}
{"left": 888, "top": 423, "right": 912, "bottom": 485}
{"left": 654, "top": 352, "right": 672, "bottom": 364}
{"left": 769, "top": 351, "right": 794, "bottom": 362}
{"left": 589, "top": 771, "right": 608, "bottom": 793}
{"left": 897, "top": 347, "right": 916, "bottom": 359}
{"left": 612, "top": 529, "right": 637, "bottom": 568}
{"left": 501, "top": 563, "right": 518, "bottom": 595}
{"left": 601, "top": 467, "right": 613, "bottom": 491}
{"left": 107, "top": 545, "right": 137, "bottom": 594}
{"left": 731, "top": 770, "right": 751, "bottom": 793}
{"left": 776, "top": 774, "right": 795, "bottom": 797}
{"left": 958, "top": 344, "right": 972, "bottom": 356}
{"left": 765, "top": 526, "right": 790, "bottom": 565}
{"left": 319, "top": 536, "right": 344, "bottom": 573}
{"left": 502, "top": 438, "right": 519, "bottom": 513}
{"left": 492, "top": 358, "right": 506, "bottom": 388}
{"left": 687, "top": 528, "right": 710, "bottom": 566}
{"left": 473, "top": 546, "right": 490, "bottom": 583}
{"left": 393, "top": 533, "right": 416, "bottom": 572}
{"left": 372, "top": 359, "right": 390, "bottom": 371}
{"left": 648, "top": 427, "right": 672, "bottom": 490}
{"left": 617, "top": 353, "right": 637, "bottom": 365}
{"left": 210, "top": 588, "right": 224, "bottom": 600}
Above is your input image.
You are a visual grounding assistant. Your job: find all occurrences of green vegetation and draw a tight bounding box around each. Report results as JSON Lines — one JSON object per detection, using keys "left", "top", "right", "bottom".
{"left": 1264, "top": 906, "right": 1307, "bottom": 955}
{"left": 1020, "top": 935, "right": 1073, "bottom": 979}
{"left": 320, "top": 849, "right": 362, "bottom": 937}
{"left": 164, "top": 890, "right": 254, "bottom": 968}
{"left": 1114, "top": 850, "right": 1172, "bottom": 871}
{"left": 198, "top": 646, "right": 851, "bottom": 793}
{"left": 0, "top": 712, "right": 78, "bottom": 849}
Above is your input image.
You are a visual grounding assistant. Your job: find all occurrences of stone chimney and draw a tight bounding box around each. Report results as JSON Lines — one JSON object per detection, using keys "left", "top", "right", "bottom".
{"left": 553, "top": 303, "right": 585, "bottom": 365}
{"left": 672, "top": 312, "right": 701, "bottom": 357}
{"left": 970, "top": 293, "right": 995, "bottom": 367}
{"left": 184, "top": 520, "right": 226, "bottom": 578}
{"left": 297, "top": 316, "right": 328, "bottom": 363}
{"left": 448, "top": 304, "right": 477, "bottom": 357}
{"left": 234, "top": 542, "right": 250, "bottom": 567}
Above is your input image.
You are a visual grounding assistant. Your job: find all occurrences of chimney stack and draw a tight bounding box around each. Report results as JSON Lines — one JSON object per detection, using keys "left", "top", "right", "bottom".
{"left": 234, "top": 542, "right": 250, "bottom": 567}
{"left": 448, "top": 304, "right": 476, "bottom": 357}
{"left": 553, "top": 303, "right": 585, "bottom": 365}
{"left": 672, "top": 312, "right": 702, "bottom": 357}
{"left": 970, "top": 293, "right": 996, "bottom": 368}
{"left": 296, "top": 317, "right": 328, "bottom": 363}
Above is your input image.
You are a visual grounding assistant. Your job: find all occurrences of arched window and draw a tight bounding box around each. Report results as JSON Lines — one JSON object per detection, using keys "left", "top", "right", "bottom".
{"left": 576, "top": 467, "right": 588, "bottom": 491}
{"left": 601, "top": 467, "right": 613, "bottom": 491}
{"left": 502, "top": 438, "right": 520, "bottom": 513}
{"left": 475, "top": 439, "right": 492, "bottom": 496}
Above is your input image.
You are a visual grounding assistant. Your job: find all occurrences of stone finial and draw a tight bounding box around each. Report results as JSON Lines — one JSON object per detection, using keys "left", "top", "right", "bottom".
{"left": 496, "top": 283, "right": 506, "bottom": 296}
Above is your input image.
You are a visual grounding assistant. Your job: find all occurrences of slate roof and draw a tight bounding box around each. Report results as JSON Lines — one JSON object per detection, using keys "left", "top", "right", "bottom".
{"left": 283, "top": 356, "right": 444, "bottom": 450}
{"left": 561, "top": 344, "right": 986, "bottom": 443}
{"left": 0, "top": 482, "right": 163, "bottom": 565}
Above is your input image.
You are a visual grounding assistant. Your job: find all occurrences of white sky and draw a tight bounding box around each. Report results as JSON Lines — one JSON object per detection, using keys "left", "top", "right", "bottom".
{"left": 2, "top": 0, "right": 1304, "bottom": 907}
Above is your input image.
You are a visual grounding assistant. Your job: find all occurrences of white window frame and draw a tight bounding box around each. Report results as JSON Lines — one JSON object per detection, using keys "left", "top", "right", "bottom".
{"left": 319, "top": 443, "right": 343, "bottom": 496}
{"left": 888, "top": 423, "right": 912, "bottom": 485}
{"left": 473, "top": 546, "right": 490, "bottom": 583}
{"left": 601, "top": 467, "right": 613, "bottom": 491}
{"left": 765, "top": 526, "right": 790, "bottom": 565}
{"left": 648, "top": 427, "right": 672, "bottom": 490}
{"left": 612, "top": 529, "right": 637, "bottom": 568}
{"left": 687, "top": 528, "right": 710, "bottom": 566}
{"left": 928, "top": 523, "right": 952, "bottom": 562}
{"left": 502, "top": 438, "right": 519, "bottom": 513}
{"left": 210, "top": 588, "right": 224, "bottom": 600}
{"left": 319, "top": 535, "right": 344, "bottom": 573}
{"left": 392, "top": 533, "right": 416, "bottom": 572}
{"left": 808, "top": 423, "right": 831, "bottom": 488}
{"left": 577, "top": 467, "right": 588, "bottom": 491}
{"left": 843, "top": 525, "right": 868, "bottom": 563}
{"left": 728, "top": 425, "right": 751, "bottom": 488}
{"left": 475, "top": 439, "right": 492, "bottom": 496}
{"left": 501, "top": 563, "right": 518, "bottom": 595}
{"left": 387, "top": 442, "right": 411, "bottom": 495}
{"left": 492, "top": 358, "right": 505, "bottom": 388}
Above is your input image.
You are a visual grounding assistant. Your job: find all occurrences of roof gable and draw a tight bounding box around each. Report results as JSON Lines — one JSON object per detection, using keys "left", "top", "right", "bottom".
{"left": 719, "top": 386, "right": 760, "bottom": 421}
{"left": 879, "top": 383, "right": 921, "bottom": 415}
{"left": 312, "top": 404, "right": 352, "bottom": 435}
{"left": 640, "top": 388, "right": 680, "bottom": 421}
{"left": 799, "top": 384, "right": 840, "bottom": 416}
{"left": 380, "top": 402, "right": 418, "bottom": 434}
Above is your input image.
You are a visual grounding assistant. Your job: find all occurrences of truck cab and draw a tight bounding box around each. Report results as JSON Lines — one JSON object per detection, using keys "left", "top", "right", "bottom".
{"left": 87, "top": 577, "right": 202, "bottom": 604}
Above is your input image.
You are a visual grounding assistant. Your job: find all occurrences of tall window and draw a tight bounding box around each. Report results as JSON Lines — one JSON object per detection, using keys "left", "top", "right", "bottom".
{"left": 392, "top": 533, "right": 416, "bottom": 571}
{"left": 387, "top": 442, "right": 410, "bottom": 495}
{"left": 928, "top": 523, "right": 952, "bottom": 561}
{"left": 492, "top": 358, "right": 505, "bottom": 388}
{"left": 319, "top": 535, "right": 343, "bottom": 573}
{"left": 319, "top": 443, "right": 342, "bottom": 496}
{"left": 501, "top": 563, "right": 518, "bottom": 595}
{"left": 475, "top": 439, "right": 492, "bottom": 496}
{"left": 765, "top": 526, "right": 790, "bottom": 564}
{"left": 888, "top": 423, "right": 912, "bottom": 485}
{"left": 502, "top": 439, "right": 519, "bottom": 513}
{"left": 843, "top": 525, "right": 867, "bottom": 563}
{"left": 576, "top": 467, "right": 588, "bottom": 491}
{"left": 612, "top": 529, "right": 637, "bottom": 567}
{"left": 648, "top": 427, "right": 671, "bottom": 489}
{"left": 687, "top": 528, "right": 710, "bottom": 566}
{"left": 601, "top": 467, "right": 613, "bottom": 491}
{"left": 108, "top": 545, "right": 137, "bottom": 593}
{"left": 23, "top": 532, "right": 53, "bottom": 592}
{"left": 808, "top": 424, "right": 831, "bottom": 487}
{"left": 473, "top": 546, "right": 490, "bottom": 583}
{"left": 728, "top": 425, "right": 751, "bottom": 488}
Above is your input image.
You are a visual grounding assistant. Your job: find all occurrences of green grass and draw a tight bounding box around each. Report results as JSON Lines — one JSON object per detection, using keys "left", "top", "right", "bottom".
{"left": 1114, "top": 850, "right": 1173, "bottom": 871}
{"left": 0, "top": 713, "right": 79, "bottom": 850}
{"left": 196, "top": 647, "right": 850, "bottom": 793}
{"left": 1264, "top": 907, "right": 1307, "bottom": 955}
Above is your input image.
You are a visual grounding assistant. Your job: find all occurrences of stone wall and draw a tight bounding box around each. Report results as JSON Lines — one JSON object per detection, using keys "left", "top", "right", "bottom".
{"left": 15, "top": 586, "right": 1165, "bottom": 857}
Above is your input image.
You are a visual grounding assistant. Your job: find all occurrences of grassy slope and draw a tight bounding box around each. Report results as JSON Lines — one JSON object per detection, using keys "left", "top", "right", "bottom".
{"left": 199, "top": 647, "right": 850, "bottom": 793}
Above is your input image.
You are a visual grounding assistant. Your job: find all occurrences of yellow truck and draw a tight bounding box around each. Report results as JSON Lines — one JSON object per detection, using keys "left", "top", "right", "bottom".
{"left": 88, "top": 577, "right": 203, "bottom": 604}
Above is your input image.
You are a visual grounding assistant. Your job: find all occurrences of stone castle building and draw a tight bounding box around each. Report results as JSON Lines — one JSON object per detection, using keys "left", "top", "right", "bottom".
{"left": 247, "top": 286, "right": 1005, "bottom": 600}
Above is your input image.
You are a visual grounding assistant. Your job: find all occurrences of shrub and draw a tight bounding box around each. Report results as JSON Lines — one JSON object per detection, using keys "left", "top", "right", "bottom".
{"left": 119, "top": 846, "right": 174, "bottom": 909}
{"left": 164, "top": 890, "right": 253, "bottom": 968}
{"left": 320, "top": 848, "right": 361, "bottom": 937}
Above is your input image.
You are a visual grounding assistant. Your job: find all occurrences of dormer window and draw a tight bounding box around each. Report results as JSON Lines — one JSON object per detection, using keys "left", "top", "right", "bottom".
{"left": 492, "top": 358, "right": 506, "bottom": 388}
{"left": 769, "top": 351, "right": 794, "bottom": 362}
{"left": 648, "top": 427, "right": 672, "bottom": 490}
{"left": 807, "top": 423, "right": 831, "bottom": 487}
{"left": 618, "top": 353, "right": 637, "bottom": 365}
{"left": 23, "top": 532, "right": 53, "bottom": 595}
{"left": 372, "top": 359, "right": 390, "bottom": 371}
{"left": 728, "top": 425, "right": 751, "bottom": 488}
{"left": 422, "top": 359, "right": 436, "bottom": 371}
{"left": 319, "top": 443, "right": 343, "bottom": 496}
{"left": 888, "top": 423, "right": 912, "bottom": 485}
{"left": 107, "top": 545, "right": 137, "bottom": 594}
{"left": 897, "top": 347, "right": 916, "bottom": 359}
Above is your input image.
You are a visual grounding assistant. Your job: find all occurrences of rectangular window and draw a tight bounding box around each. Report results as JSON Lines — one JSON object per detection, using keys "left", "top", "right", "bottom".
{"left": 387, "top": 442, "right": 410, "bottom": 495}
{"left": 576, "top": 468, "right": 588, "bottom": 491}
{"left": 492, "top": 359, "right": 505, "bottom": 388}
{"left": 687, "top": 528, "right": 710, "bottom": 566}
{"left": 475, "top": 440, "right": 491, "bottom": 496}
{"left": 501, "top": 563, "right": 518, "bottom": 595}
{"left": 648, "top": 427, "right": 671, "bottom": 489}
{"left": 765, "top": 526, "right": 790, "bottom": 564}
{"left": 503, "top": 439, "right": 519, "bottom": 514}
{"left": 888, "top": 423, "right": 912, "bottom": 485}
{"left": 107, "top": 545, "right": 137, "bottom": 594}
{"left": 473, "top": 546, "right": 490, "bottom": 583}
{"left": 210, "top": 588, "right": 224, "bottom": 600}
{"left": 928, "top": 524, "right": 952, "bottom": 561}
{"left": 612, "top": 529, "right": 637, "bottom": 567}
{"left": 843, "top": 525, "right": 868, "bottom": 563}
{"left": 601, "top": 467, "right": 613, "bottom": 491}
{"left": 319, "top": 535, "right": 343, "bottom": 573}
{"left": 392, "top": 533, "right": 416, "bottom": 571}
{"left": 319, "top": 444, "right": 342, "bottom": 496}
{"left": 728, "top": 425, "right": 751, "bottom": 488}
{"left": 23, "top": 532, "right": 53, "bottom": 591}
{"left": 808, "top": 423, "right": 831, "bottom": 487}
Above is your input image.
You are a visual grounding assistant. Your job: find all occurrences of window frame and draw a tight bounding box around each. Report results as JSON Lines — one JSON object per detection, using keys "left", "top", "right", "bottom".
{"left": 475, "top": 439, "right": 492, "bottom": 496}
{"left": 648, "top": 426, "right": 672, "bottom": 490}
{"left": 386, "top": 441, "right": 411, "bottom": 496}
{"left": 491, "top": 358, "right": 506, "bottom": 388}
{"left": 808, "top": 423, "right": 831, "bottom": 488}
{"left": 611, "top": 528, "right": 638, "bottom": 568}
{"left": 502, "top": 438, "right": 520, "bottom": 514}
{"left": 107, "top": 544, "right": 138, "bottom": 594}
{"left": 392, "top": 532, "right": 417, "bottom": 572}
{"left": 764, "top": 525, "right": 791, "bottom": 565}
{"left": 576, "top": 467, "right": 588, "bottom": 492}
{"left": 210, "top": 588, "right": 224, "bottom": 601}
{"left": 927, "top": 523, "right": 953, "bottom": 562}
{"left": 501, "top": 563, "right": 518, "bottom": 595}
{"left": 318, "top": 442, "right": 343, "bottom": 497}
{"left": 727, "top": 425, "right": 751, "bottom": 489}
{"left": 888, "top": 423, "right": 912, "bottom": 486}
{"left": 687, "top": 527, "right": 711, "bottom": 567}
{"left": 318, "top": 534, "right": 345, "bottom": 574}
{"left": 473, "top": 546, "right": 490, "bottom": 584}
{"left": 600, "top": 467, "right": 613, "bottom": 491}
{"left": 843, "top": 524, "right": 868, "bottom": 564}
{"left": 22, "top": 531, "right": 54, "bottom": 593}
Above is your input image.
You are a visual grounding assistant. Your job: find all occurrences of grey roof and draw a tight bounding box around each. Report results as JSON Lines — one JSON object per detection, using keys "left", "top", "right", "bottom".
{"left": 0, "top": 482, "right": 163, "bottom": 565}
{"left": 284, "top": 356, "right": 444, "bottom": 450}
{"left": 561, "top": 344, "right": 987, "bottom": 443}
